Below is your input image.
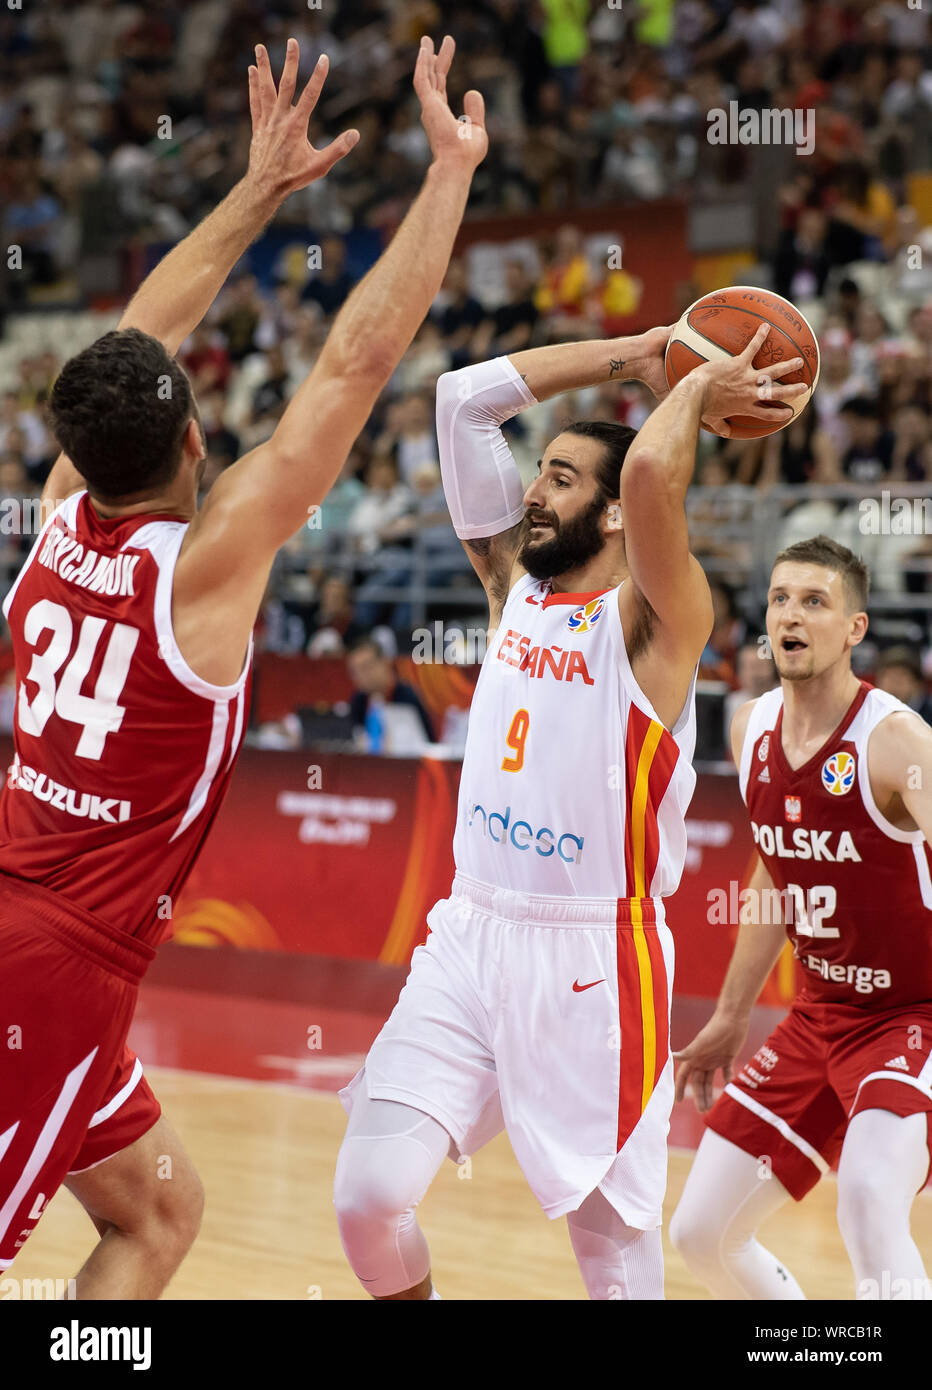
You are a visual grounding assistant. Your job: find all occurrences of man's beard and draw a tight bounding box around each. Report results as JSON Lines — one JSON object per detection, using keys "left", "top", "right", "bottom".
{"left": 519, "top": 494, "right": 607, "bottom": 580}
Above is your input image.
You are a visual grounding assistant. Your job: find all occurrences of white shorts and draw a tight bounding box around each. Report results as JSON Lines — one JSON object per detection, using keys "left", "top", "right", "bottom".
{"left": 339, "top": 872, "right": 676, "bottom": 1228}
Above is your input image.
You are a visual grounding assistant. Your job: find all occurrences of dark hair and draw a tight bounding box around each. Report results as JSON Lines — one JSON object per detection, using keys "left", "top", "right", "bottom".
{"left": 560, "top": 419, "right": 638, "bottom": 502}
{"left": 839, "top": 395, "right": 880, "bottom": 419}
{"left": 773, "top": 535, "right": 870, "bottom": 611}
{"left": 48, "top": 328, "right": 195, "bottom": 500}
{"left": 875, "top": 644, "right": 922, "bottom": 681}
{"left": 347, "top": 635, "right": 386, "bottom": 661}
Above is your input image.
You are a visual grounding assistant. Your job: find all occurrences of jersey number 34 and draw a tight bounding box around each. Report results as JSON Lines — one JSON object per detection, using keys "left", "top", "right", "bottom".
{"left": 17, "top": 599, "right": 139, "bottom": 760}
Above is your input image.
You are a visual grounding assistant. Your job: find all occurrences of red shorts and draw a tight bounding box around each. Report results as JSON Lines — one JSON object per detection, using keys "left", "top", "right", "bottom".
{"left": 67, "top": 1045, "right": 161, "bottom": 1176}
{"left": 0, "top": 875, "right": 155, "bottom": 1268}
{"left": 705, "top": 1000, "right": 932, "bottom": 1200}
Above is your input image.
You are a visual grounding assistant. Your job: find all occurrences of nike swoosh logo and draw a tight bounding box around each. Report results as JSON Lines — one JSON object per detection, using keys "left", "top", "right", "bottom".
{"left": 573, "top": 978, "right": 606, "bottom": 992}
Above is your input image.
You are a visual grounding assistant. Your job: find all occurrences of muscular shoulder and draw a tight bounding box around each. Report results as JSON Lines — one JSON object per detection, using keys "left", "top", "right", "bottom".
{"left": 868, "top": 708, "right": 932, "bottom": 785}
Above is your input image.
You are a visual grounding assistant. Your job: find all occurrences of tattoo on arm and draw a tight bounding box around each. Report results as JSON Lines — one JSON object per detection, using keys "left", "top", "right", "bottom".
{"left": 466, "top": 517, "right": 527, "bottom": 611}
{"left": 609, "top": 358, "right": 625, "bottom": 378}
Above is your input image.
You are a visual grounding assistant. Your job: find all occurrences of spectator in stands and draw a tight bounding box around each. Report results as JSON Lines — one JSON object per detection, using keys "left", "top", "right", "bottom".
{"left": 345, "top": 451, "right": 414, "bottom": 558}
{"left": 305, "top": 574, "right": 367, "bottom": 659}
{"left": 432, "top": 258, "right": 484, "bottom": 371}
{"left": 255, "top": 281, "right": 302, "bottom": 352}
{"left": 392, "top": 319, "right": 449, "bottom": 395}
{"left": 283, "top": 445, "right": 367, "bottom": 572}
{"left": 534, "top": 224, "right": 591, "bottom": 329}
{"left": 180, "top": 324, "right": 232, "bottom": 395}
{"left": 249, "top": 344, "right": 290, "bottom": 431}
{"left": 471, "top": 259, "right": 539, "bottom": 359}
{"left": 890, "top": 403, "right": 931, "bottom": 483}
{"left": 346, "top": 636, "right": 435, "bottom": 746}
{"left": 0, "top": 392, "right": 49, "bottom": 471}
{"left": 813, "top": 329, "right": 874, "bottom": 448}
{"left": 838, "top": 396, "right": 894, "bottom": 484}
{"left": 541, "top": 0, "right": 590, "bottom": 103}
{"left": 699, "top": 581, "right": 743, "bottom": 685}
{"left": 217, "top": 274, "right": 262, "bottom": 363}
{"left": 4, "top": 165, "right": 62, "bottom": 301}
{"left": 301, "top": 235, "right": 355, "bottom": 317}
{"left": 724, "top": 638, "right": 780, "bottom": 734}
{"left": 773, "top": 206, "right": 831, "bottom": 302}
{"left": 873, "top": 646, "right": 932, "bottom": 725}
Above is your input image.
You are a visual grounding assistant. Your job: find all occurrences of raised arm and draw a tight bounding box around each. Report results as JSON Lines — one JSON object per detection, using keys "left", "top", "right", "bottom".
{"left": 174, "top": 37, "right": 488, "bottom": 649}
{"left": 435, "top": 328, "right": 672, "bottom": 625}
{"left": 619, "top": 323, "right": 807, "bottom": 666}
{"left": 42, "top": 39, "right": 358, "bottom": 508}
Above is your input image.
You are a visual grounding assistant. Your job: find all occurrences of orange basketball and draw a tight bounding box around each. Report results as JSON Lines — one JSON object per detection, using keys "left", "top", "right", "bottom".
{"left": 664, "top": 286, "right": 820, "bottom": 438}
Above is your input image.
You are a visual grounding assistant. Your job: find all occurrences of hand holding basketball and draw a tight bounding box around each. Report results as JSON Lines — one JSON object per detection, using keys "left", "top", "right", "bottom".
{"left": 664, "top": 286, "right": 821, "bottom": 438}
{"left": 693, "top": 324, "right": 809, "bottom": 439}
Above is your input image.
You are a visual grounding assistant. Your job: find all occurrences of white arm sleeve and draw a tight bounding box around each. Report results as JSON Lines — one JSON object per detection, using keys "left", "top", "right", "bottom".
{"left": 435, "top": 355, "right": 539, "bottom": 541}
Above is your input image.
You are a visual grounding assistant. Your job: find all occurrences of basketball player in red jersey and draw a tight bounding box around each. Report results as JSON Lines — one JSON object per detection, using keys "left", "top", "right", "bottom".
{"left": 671, "top": 535, "right": 932, "bottom": 1299}
{"left": 0, "top": 35, "right": 487, "bottom": 1294}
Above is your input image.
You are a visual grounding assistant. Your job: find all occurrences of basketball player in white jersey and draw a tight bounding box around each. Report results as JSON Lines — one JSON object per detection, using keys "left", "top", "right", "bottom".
{"left": 670, "top": 536, "right": 932, "bottom": 1299}
{"left": 333, "top": 329, "right": 808, "bottom": 1298}
{"left": 12, "top": 35, "right": 486, "bottom": 1297}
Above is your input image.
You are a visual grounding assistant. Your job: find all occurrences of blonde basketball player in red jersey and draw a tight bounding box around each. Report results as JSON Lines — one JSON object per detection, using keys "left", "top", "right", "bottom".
{"left": 333, "top": 329, "right": 808, "bottom": 1299}
{"left": 671, "top": 535, "right": 932, "bottom": 1299}
{"left": 0, "top": 35, "right": 487, "bottom": 1295}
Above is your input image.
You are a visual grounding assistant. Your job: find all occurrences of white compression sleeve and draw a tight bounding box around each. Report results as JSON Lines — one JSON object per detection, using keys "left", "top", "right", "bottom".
{"left": 668, "top": 1130, "right": 806, "bottom": 1299}
{"left": 566, "top": 1187, "right": 665, "bottom": 1300}
{"left": 333, "top": 1095, "right": 451, "bottom": 1298}
{"left": 435, "top": 355, "right": 538, "bottom": 540}
{"left": 836, "top": 1109, "right": 930, "bottom": 1299}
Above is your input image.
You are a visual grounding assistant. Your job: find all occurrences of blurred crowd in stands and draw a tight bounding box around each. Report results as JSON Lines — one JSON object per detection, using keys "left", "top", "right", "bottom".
{"left": 1, "top": 0, "right": 931, "bottom": 748}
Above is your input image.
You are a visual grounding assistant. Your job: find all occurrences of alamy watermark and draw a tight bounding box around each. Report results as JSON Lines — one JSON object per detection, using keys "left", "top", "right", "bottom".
{"left": 707, "top": 101, "right": 814, "bottom": 157}
{"left": 859, "top": 491, "right": 932, "bottom": 536}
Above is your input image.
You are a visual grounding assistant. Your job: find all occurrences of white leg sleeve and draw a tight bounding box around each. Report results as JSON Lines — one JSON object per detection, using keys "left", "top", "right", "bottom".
{"left": 333, "top": 1096, "right": 451, "bottom": 1297}
{"left": 836, "top": 1108, "right": 930, "bottom": 1299}
{"left": 566, "top": 1187, "right": 665, "bottom": 1300}
{"left": 669, "top": 1130, "right": 806, "bottom": 1299}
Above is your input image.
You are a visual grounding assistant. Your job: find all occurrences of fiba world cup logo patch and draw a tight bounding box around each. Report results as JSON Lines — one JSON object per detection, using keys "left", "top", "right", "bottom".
{"left": 567, "top": 596, "right": 605, "bottom": 633}
{"left": 821, "top": 751, "right": 856, "bottom": 796}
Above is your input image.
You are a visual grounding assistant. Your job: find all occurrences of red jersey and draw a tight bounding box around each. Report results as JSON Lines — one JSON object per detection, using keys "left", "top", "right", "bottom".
{"left": 0, "top": 490, "right": 252, "bottom": 947}
{"left": 739, "top": 681, "right": 932, "bottom": 1009}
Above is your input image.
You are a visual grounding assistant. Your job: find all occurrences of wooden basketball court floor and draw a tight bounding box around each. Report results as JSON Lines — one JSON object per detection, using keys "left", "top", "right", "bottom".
{"left": 14, "top": 1067, "right": 932, "bottom": 1300}
{"left": 11, "top": 947, "right": 932, "bottom": 1300}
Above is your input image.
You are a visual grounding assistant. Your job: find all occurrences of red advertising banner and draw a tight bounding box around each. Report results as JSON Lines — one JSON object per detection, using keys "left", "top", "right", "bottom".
{"left": 168, "top": 748, "right": 794, "bottom": 1004}
{"left": 0, "top": 730, "right": 793, "bottom": 1004}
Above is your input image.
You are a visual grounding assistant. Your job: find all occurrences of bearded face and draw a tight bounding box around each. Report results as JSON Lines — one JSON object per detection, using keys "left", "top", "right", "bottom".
{"left": 519, "top": 491, "right": 609, "bottom": 580}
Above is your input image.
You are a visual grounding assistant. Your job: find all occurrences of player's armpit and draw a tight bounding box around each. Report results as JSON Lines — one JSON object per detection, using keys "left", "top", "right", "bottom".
{"left": 868, "top": 710, "right": 932, "bottom": 840}
{"left": 463, "top": 518, "right": 528, "bottom": 626}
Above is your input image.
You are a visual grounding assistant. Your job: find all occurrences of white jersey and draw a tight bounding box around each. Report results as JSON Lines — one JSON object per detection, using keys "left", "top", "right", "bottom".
{"left": 453, "top": 573, "right": 699, "bottom": 899}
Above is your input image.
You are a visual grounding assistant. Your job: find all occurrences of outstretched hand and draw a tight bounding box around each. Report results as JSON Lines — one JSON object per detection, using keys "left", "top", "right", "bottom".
{"left": 414, "top": 35, "right": 488, "bottom": 172}
{"left": 247, "top": 39, "right": 360, "bottom": 200}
